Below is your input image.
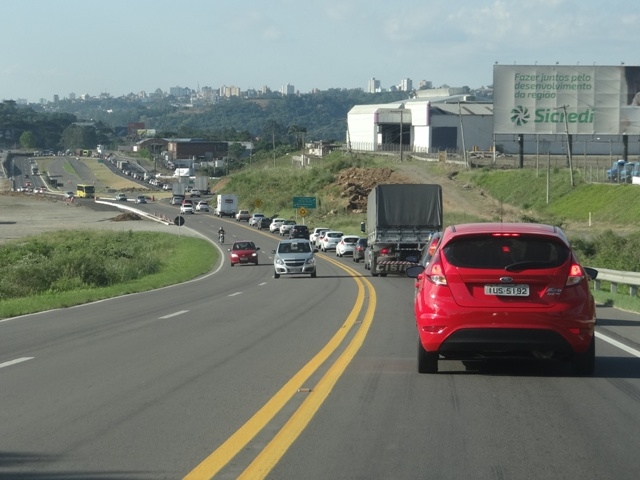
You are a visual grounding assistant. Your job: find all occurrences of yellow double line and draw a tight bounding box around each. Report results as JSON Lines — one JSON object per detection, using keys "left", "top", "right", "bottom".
{"left": 184, "top": 255, "right": 377, "bottom": 479}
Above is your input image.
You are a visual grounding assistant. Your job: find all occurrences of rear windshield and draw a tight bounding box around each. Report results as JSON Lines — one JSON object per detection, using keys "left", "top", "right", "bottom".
{"left": 443, "top": 236, "right": 569, "bottom": 270}
{"left": 327, "top": 232, "right": 343, "bottom": 238}
{"left": 343, "top": 237, "right": 358, "bottom": 244}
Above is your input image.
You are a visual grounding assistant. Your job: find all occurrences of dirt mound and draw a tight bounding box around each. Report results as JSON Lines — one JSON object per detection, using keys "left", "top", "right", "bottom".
{"left": 334, "top": 167, "right": 415, "bottom": 211}
{"left": 111, "top": 212, "right": 142, "bottom": 222}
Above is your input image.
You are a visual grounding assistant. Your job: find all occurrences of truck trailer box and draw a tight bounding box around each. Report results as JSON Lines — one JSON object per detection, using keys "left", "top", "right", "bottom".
{"left": 215, "top": 194, "right": 238, "bottom": 217}
{"left": 365, "top": 184, "right": 443, "bottom": 276}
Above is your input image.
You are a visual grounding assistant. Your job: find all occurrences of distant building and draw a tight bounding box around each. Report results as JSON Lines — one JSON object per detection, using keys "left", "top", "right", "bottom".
{"left": 281, "top": 83, "right": 295, "bottom": 95}
{"left": 170, "top": 86, "right": 191, "bottom": 98}
{"left": 221, "top": 85, "right": 241, "bottom": 98}
{"left": 368, "top": 77, "right": 381, "bottom": 93}
{"left": 399, "top": 78, "right": 413, "bottom": 92}
{"left": 165, "top": 139, "right": 228, "bottom": 161}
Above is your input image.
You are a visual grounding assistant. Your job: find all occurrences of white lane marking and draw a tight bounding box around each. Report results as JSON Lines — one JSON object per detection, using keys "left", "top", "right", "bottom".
{"left": 259, "top": 282, "right": 267, "bottom": 286}
{"left": 0, "top": 357, "right": 34, "bottom": 369}
{"left": 229, "top": 292, "right": 242, "bottom": 297}
{"left": 159, "top": 310, "right": 189, "bottom": 319}
{"left": 596, "top": 331, "right": 640, "bottom": 358}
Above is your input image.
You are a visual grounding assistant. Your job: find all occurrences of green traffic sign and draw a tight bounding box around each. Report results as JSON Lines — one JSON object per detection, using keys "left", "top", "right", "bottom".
{"left": 293, "top": 196, "right": 316, "bottom": 208}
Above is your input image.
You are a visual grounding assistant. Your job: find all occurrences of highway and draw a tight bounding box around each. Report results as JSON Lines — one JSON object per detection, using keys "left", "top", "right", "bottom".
{"left": 2, "top": 157, "right": 640, "bottom": 479}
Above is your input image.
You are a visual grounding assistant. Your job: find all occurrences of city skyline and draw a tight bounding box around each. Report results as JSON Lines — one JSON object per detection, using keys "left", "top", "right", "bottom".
{"left": 2, "top": 0, "right": 638, "bottom": 103}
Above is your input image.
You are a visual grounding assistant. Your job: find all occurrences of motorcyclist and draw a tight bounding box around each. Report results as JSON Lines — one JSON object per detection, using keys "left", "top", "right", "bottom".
{"left": 218, "top": 226, "right": 225, "bottom": 242}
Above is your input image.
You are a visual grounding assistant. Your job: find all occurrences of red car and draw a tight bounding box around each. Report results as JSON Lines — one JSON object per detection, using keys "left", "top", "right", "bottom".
{"left": 229, "top": 240, "right": 259, "bottom": 266}
{"left": 406, "top": 222, "right": 598, "bottom": 375}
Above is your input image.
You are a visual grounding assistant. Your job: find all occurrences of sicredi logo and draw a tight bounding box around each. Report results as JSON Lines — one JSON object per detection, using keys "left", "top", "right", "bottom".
{"left": 510, "top": 106, "right": 594, "bottom": 126}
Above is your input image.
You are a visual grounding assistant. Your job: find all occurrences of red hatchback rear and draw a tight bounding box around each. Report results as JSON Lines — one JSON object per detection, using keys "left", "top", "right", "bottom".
{"left": 406, "top": 223, "right": 597, "bottom": 375}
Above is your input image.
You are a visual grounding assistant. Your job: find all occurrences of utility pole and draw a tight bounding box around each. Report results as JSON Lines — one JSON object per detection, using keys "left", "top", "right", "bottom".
{"left": 399, "top": 109, "right": 403, "bottom": 162}
{"left": 272, "top": 131, "right": 276, "bottom": 168}
{"left": 458, "top": 102, "right": 468, "bottom": 168}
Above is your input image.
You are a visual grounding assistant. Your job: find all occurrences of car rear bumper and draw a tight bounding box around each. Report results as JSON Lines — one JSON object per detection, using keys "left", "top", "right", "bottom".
{"left": 416, "top": 307, "right": 596, "bottom": 355}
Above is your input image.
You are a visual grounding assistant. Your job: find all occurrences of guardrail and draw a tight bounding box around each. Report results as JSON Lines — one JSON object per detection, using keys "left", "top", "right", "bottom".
{"left": 591, "top": 267, "right": 640, "bottom": 296}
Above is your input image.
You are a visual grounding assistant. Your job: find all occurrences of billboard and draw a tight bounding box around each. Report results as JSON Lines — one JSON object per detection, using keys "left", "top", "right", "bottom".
{"left": 493, "top": 65, "right": 640, "bottom": 135}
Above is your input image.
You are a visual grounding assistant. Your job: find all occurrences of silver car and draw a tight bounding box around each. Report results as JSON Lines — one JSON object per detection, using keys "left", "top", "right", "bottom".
{"left": 273, "top": 239, "right": 317, "bottom": 278}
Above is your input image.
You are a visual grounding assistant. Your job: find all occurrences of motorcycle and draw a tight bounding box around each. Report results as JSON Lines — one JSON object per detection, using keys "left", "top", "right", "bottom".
{"left": 219, "top": 232, "right": 225, "bottom": 244}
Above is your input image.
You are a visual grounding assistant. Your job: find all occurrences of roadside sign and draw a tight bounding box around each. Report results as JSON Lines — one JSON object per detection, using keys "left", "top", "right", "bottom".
{"left": 175, "top": 216, "right": 185, "bottom": 226}
{"left": 254, "top": 198, "right": 264, "bottom": 209}
{"left": 293, "top": 196, "right": 316, "bottom": 208}
{"left": 298, "top": 207, "right": 308, "bottom": 217}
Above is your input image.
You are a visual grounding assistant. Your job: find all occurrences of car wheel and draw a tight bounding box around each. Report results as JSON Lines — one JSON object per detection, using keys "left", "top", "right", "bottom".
{"left": 336, "top": 251, "right": 341, "bottom": 257}
{"left": 572, "top": 337, "right": 595, "bottom": 376}
{"left": 380, "top": 273, "right": 387, "bottom": 277}
{"left": 230, "top": 263, "right": 234, "bottom": 267}
{"left": 274, "top": 271, "right": 280, "bottom": 279}
{"left": 418, "top": 340, "right": 438, "bottom": 374}
{"left": 311, "top": 271, "right": 317, "bottom": 278}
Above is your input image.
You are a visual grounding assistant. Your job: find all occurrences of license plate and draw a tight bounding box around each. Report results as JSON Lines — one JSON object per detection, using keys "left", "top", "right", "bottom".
{"left": 290, "top": 267, "right": 301, "bottom": 273}
{"left": 484, "top": 284, "right": 529, "bottom": 296}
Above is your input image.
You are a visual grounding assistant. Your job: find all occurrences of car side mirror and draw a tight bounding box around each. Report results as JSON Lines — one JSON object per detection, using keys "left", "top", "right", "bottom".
{"left": 271, "top": 249, "right": 277, "bottom": 254}
{"left": 256, "top": 247, "right": 260, "bottom": 251}
{"left": 584, "top": 266, "right": 598, "bottom": 281}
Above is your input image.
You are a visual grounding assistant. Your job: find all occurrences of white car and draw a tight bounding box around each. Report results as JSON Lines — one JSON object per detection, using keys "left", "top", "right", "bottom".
{"left": 135, "top": 195, "right": 147, "bottom": 204}
{"left": 195, "top": 201, "right": 209, "bottom": 212}
{"left": 248, "top": 213, "right": 265, "bottom": 227}
{"left": 335, "top": 235, "right": 360, "bottom": 257}
{"left": 236, "top": 210, "right": 251, "bottom": 221}
{"left": 269, "top": 218, "right": 286, "bottom": 233}
{"left": 319, "top": 231, "right": 344, "bottom": 252}
{"left": 180, "top": 204, "right": 194, "bottom": 214}
{"left": 310, "top": 227, "right": 330, "bottom": 244}
{"left": 314, "top": 229, "right": 331, "bottom": 248}
{"left": 64, "top": 191, "right": 75, "bottom": 199}
{"left": 279, "top": 220, "right": 297, "bottom": 236}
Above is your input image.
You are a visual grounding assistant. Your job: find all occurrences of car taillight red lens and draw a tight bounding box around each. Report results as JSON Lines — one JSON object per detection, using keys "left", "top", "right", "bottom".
{"left": 426, "top": 256, "right": 447, "bottom": 286}
{"left": 380, "top": 248, "right": 390, "bottom": 255}
{"left": 566, "top": 263, "right": 585, "bottom": 286}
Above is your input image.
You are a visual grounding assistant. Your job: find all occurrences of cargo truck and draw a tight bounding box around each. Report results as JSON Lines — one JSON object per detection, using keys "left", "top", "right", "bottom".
{"left": 214, "top": 194, "right": 238, "bottom": 217}
{"left": 362, "top": 184, "right": 443, "bottom": 277}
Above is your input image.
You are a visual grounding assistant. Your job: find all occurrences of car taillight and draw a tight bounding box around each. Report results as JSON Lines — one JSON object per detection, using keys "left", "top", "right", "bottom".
{"left": 566, "top": 263, "right": 585, "bottom": 286}
{"left": 426, "top": 254, "right": 447, "bottom": 285}
{"left": 380, "top": 248, "right": 391, "bottom": 255}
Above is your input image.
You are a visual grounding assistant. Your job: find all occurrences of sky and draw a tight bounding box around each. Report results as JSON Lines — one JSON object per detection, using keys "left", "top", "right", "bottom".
{"left": 2, "top": 0, "right": 639, "bottom": 103}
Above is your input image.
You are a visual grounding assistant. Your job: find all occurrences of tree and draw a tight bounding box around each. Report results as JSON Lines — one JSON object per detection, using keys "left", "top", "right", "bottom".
{"left": 228, "top": 142, "right": 247, "bottom": 162}
{"left": 60, "top": 124, "right": 97, "bottom": 150}
{"left": 288, "top": 124, "right": 307, "bottom": 149}
{"left": 19, "top": 131, "right": 37, "bottom": 149}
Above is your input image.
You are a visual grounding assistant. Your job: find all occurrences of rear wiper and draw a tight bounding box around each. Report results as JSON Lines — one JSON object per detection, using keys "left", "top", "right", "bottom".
{"left": 505, "top": 261, "right": 556, "bottom": 271}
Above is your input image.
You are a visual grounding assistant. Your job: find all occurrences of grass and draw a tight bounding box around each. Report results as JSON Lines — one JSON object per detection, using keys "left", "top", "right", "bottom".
{"left": 0, "top": 230, "right": 216, "bottom": 319}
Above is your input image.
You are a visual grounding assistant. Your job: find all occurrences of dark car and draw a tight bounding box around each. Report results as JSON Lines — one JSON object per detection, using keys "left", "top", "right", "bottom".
{"left": 257, "top": 217, "right": 272, "bottom": 230}
{"left": 352, "top": 237, "right": 368, "bottom": 263}
{"left": 289, "top": 224, "right": 310, "bottom": 239}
